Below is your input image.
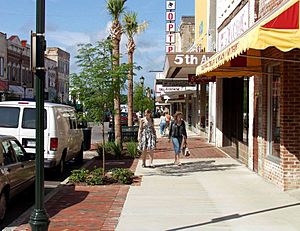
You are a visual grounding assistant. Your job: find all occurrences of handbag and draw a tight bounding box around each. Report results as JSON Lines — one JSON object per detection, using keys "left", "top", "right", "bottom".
{"left": 182, "top": 143, "right": 190, "bottom": 156}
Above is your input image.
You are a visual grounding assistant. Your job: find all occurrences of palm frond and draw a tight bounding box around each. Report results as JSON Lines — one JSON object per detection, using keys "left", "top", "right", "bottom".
{"left": 123, "top": 11, "right": 138, "bottom": 38}
{"left": 106, "top": 0, "right": 126, "bottom": 21}
{"left": 137, "top": 21, "right": 149, "bottom": 34}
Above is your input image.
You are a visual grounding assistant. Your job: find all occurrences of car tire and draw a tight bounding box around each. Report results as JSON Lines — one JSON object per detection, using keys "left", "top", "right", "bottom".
{"left": 57, "top": 157, "right": 65, "bottom": 176}
{"left": 0, "top": 192, "right": 7, "bottom": 222}
{"left": 75, "top": 145, "right": 84, "bottom": 164}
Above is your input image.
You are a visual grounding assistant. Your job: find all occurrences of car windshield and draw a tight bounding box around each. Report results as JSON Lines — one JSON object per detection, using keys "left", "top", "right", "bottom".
{"left": 22, "top": 108, "right": 47, "bottom": 129}
{"left": 0, "top": 107, "right": 20, "bottom": 128}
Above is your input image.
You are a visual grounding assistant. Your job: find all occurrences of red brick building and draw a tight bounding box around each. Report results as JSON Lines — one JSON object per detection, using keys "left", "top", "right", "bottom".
{"left": 197, "top": 0, "right": 300, "bottom": 190}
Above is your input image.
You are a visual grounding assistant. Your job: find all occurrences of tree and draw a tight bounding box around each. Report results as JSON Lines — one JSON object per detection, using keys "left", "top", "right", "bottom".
{"left": 106, "top": 0, "right": 126, "bottom": 145}
{"left": 70, "top": 40, "right": 129, "bottom": 122}
{"left": 133, "top": 82, "right": 154, "bottom": 113}
{"left": 123, "top": 12, "right": 148, "bottom": 126}
{"left": 70, "top": 40, "right": 129, "bottom": 173}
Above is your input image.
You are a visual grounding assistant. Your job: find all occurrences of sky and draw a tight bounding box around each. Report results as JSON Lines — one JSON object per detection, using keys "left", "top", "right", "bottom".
{"left": 0, "top": 0, "right": 194, "bottom": 88}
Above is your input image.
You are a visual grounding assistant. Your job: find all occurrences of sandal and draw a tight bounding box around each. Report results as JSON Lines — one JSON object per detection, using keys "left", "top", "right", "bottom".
{"left": 142, "top": 164, "right": 146, "bottom": 168}
{"left": 177, "top": 162, "right": 182, "bottom": 166}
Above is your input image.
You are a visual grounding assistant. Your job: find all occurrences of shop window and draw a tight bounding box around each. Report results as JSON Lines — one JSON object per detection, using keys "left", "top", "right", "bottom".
{"left": 243, "top": 77, "right": 249, "bottom": 144}
{"left": 268, "top": 65, "right": 281, "bottom": 158}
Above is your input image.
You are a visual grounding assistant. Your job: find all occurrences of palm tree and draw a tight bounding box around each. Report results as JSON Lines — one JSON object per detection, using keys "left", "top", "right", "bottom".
{"left": 106, "top": 0, "right": 126, "bottom": 145}
{"left": 123, "top": 12, "right": 148, "bottom": 126}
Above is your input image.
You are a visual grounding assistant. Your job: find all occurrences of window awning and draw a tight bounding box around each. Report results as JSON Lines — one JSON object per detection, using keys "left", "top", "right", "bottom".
{"left": 196, "top": 0, "right": 300, "bottom": 76}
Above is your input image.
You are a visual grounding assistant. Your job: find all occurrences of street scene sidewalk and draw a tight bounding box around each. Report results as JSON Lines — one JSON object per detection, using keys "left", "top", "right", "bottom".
{"left": 7, "top": 124, "right": 300, "bottom": 231}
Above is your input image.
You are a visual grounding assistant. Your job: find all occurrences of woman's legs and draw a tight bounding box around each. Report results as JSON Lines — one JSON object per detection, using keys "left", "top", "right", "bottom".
{"left": 172, "top": 137, "right": 181, "bottom": 164}
{"left": 160, "top": 123, "right": 166, "bottom": 135}
{"left": 148, "top": 150, "right": 154, "bottom": 167}
{"left": 141, "top": 151, "right": 147, "bottom": 167}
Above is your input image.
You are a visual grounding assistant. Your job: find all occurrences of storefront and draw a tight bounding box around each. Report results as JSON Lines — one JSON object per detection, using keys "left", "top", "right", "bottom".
{"left": 160, "top": 52, "right": 214, "bottom": 134}
{"left": 197, "top": 0, "right": 300, "bottom": 190}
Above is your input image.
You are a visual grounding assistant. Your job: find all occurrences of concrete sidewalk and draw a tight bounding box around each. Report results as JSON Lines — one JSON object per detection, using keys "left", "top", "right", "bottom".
{"left": 117, "top": 131, "right": 300, "bottom": 230}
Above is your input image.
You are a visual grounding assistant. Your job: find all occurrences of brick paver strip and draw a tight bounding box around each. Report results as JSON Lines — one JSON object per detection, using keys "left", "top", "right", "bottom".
{"left": 14, "top": 135, "right": 226, "bottom": 231}
{"left": 154, "top": 136, "right": 227, "bottom": 159}
{"left": 15, "top": 185, "right": 129, "bottom": 231}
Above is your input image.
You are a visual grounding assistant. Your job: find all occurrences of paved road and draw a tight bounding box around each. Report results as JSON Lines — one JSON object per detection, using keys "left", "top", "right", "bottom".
{"left": 1, "top": 151, "right": 98, "bottom": 230}
{"left": 1, "top": 125, "right": 104, "bottom": 230}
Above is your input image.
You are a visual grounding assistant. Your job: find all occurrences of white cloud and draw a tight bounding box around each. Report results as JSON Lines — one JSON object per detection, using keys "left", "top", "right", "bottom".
{"left": 47, "top": 31, "right": 91, "bottom": 47}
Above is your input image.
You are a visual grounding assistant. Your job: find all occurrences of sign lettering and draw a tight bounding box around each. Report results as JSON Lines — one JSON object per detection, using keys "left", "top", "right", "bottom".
{"left": 166, "top": 23, "right": 175, "bottom": 32}
{"left": 166, "top": 45, "right": 175, "bottom": 53}
{"left": 166, "top": 33, "right": 175, "bottom": 43}
{"left": 166, "top": 12, "right": 175, "bottom": 21}
{"left": 165, "top": 0, "right": 176, "bottom": 52}
{"left": 173, "top": 54, "right": 211, "bottom": 65}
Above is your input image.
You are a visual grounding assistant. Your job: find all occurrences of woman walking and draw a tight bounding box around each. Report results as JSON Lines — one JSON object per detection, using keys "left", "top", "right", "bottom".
{"left": 138, "top": 109, "right": 157, "bottom": 168}
{"left": 168, "top": 111, "right": 187, "bottom": 166}
{"left": 159, "top": 112, "right": 167, "bottom": 136}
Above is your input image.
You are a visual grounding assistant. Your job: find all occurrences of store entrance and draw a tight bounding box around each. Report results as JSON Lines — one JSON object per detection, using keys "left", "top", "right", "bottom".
{"left": 222, "top": 77, "right": 245, "bottom": 158}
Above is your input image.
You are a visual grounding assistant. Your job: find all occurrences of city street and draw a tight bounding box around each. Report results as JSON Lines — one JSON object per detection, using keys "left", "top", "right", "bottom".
{"left": 1, "top": 0, "right": 300, "bottom": 230}
{"left": 1, "top": 126, "right": 101, "bottom": 230}
{"left": 0, "top": 159, "right": 87, "bottom": 230}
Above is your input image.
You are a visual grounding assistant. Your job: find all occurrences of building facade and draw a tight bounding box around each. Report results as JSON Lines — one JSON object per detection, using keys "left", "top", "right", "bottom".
{"left": 197, "top": 0, "right": 300, "bottom": 190}
{"left": 45, "top": 57, "right": 58, "bottom": 101}
{"left": 45, "top": 47, "right": 70, "bottom": 103}
{"left": 7, "top": 36, "right": 33, "bottom": 100}
{"left": 0, "top": 32, "right": 8, "bottom": 101}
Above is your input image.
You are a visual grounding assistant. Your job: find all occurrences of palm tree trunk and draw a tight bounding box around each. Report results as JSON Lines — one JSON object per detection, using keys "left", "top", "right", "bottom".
{"left": 127, "top": 51, "right": 134, "bottom": 127}
{"left": 112, "top": 37, "right": 122, "bottom": 145}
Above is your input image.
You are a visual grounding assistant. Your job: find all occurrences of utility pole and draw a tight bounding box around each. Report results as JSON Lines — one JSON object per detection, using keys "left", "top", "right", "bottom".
{"left": 29, "top": 0, "right": 50, "bottom": 230}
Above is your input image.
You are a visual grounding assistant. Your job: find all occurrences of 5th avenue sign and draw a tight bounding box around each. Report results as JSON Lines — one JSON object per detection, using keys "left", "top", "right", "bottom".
{"left": 166, "top": 52, "right": 214, "bottom": 68}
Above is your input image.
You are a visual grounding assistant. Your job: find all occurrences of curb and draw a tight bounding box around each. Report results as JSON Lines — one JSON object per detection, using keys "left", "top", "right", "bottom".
{"left": 3, "top": 151, "right": 97, "bottom": 231}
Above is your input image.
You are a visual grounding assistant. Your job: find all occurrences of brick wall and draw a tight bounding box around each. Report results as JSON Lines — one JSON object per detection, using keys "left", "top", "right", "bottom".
{"left": 255, "top": 47, "right": 300, "bottom": 190}
{"left": 258, "top": 0, "right": 284, "bottom": 19}
{"left": 281, "top": 49, "right": 300, "bottom": 190}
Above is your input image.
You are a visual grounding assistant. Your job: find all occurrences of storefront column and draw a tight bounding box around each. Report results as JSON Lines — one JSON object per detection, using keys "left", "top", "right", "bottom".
{"left": 208, "top": 82, "right": 216, "bottom": 143}
{"left": 248, "top": 77, "right": 255, "bottom": 170}
{"left": 200, "top": 83, "right": 206, "bottom": 130}
{"left": 185, "top": 94, "right": 189, "bottom": 124}
{"left": 196, "top": 84, "right": 200, "bottom": 129}
{"left": 216, "top": 78, "right": 223, "bottom": 147}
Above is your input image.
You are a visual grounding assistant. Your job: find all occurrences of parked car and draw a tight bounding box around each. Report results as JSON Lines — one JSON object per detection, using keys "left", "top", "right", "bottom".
{"left": 0, "top": 135, "right": 35, "bottom": 222}
{"left": 0, "top": 101, "right": 84, "bottom": 175}
{"left": 120, "top": 112, "right": 128, "bottom": 126}
{"left": 108, "top": 112, "right": 139, "bottom": 127}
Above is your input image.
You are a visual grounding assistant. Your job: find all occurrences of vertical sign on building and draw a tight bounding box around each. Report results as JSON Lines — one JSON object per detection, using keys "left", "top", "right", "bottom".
{"left": 166, "top": 0, "right": 176, "bottom": 53}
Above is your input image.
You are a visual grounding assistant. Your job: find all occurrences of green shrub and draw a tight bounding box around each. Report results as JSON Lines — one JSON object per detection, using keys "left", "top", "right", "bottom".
{"left": 107, "top": 142, "right": 122, "bottom": 159}
{"left": 111, "top": 168, "right": 134, "bottom": 184}
{"left": 85, "top": 174, "right": 104, "bottom": 185}
{"left": 69, "top": 169, "right": 89, "bottom": 183}
{"left": 126, "top": 142, "right": 139, "bottom": 158}
{"left": 86, "top": 168, "right": 105, "bottom": 185}
{"left": 96, "top": 142, "right": 111, "bottom": 156}
{"left": 91, "top": 167, "right": 104, "bottom": 176}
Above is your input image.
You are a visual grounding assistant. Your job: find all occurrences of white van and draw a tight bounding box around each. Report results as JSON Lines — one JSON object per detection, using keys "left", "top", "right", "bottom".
{"left": 0, "top": 101, "right": 84, "bottom": 174}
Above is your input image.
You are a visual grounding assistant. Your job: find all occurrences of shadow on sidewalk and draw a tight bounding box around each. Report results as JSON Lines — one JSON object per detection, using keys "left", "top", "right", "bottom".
{"left": 166, "top": 202, "right": 300, "bottom": 231}
{"left": 143, "top": 160, "right": 239, "bottom": 177}
{"left": 13, "top": 185, "right": 89, "bottom": 228}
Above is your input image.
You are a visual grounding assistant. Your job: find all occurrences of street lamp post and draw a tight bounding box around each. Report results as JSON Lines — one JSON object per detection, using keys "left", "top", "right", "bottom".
{"left": 140, "top": 76, "right": 144, "bottom": 116}
{"left": 29, "top": 0, "right": 50, "bottom": 230}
